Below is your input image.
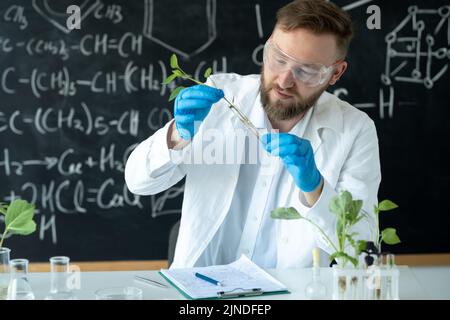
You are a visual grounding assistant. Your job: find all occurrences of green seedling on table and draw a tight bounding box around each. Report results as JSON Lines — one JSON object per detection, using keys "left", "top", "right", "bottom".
{"left": 0, "top": 199, "right": 36, "bottom": 249}
{"left": 271, "top": 191, "right": 365, "bottom": 268}
{"left": 373, "top": 200, "right": 401, "bottom": 251}
{"left": 271, "top": 191, "right": 400, "bottom": 268}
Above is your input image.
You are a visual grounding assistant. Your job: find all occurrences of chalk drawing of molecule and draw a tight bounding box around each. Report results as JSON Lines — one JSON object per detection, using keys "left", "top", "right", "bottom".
{"left": 382, "top": 5, "right": 450, "bottom": 89}
{"left": 32, "top": 0, "right": 101, "bottom": 34}
{"left": 142, "top": 0, "right": 217, "bottom": 59}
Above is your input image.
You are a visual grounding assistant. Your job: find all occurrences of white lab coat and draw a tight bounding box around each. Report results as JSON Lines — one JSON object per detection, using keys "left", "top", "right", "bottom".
{"left": 125, "top": 73, "right": 381, "bottom": 268}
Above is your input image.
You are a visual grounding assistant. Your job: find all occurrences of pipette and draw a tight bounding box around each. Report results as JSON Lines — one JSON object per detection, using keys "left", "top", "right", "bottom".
{"left": 208, "top": 78, "right": 261, "bottom": 141}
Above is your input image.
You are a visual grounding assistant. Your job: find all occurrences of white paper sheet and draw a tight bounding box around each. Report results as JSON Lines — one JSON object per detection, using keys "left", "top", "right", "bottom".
{"left": 160, "top": 255, "right": 288, "bottom": 299}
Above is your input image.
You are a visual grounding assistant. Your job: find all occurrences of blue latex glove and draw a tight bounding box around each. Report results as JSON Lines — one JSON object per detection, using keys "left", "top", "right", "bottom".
{"left": 174, "top": 85, "right": 224, "bottom": 140}
{"left": 261, "top": 133, "right": 322, "bottom": 192}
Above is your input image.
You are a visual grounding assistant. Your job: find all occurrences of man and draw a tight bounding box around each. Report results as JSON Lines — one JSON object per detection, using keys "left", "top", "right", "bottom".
{"left": 125, "top": 0, "right": 380, "bottom": 268}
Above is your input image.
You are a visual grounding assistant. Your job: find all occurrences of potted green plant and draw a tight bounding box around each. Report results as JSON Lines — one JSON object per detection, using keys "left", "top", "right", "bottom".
{"left": 271, "top": 191, "right": 366, "bottom": 268}
{"left": 0, "top": 199, "right": 36, "bottom": 249}
{"left": 358, "top": 200, "right": 401, "bottom": 270}
{"left": 271, "top": 190, "right": 402, "bottom": 299}
{"left": 271, "top": 191, "right": 368, "bottom": 299}
{"left": 0, "top": 199, "right": 36, "bottom": 300}
{"left": 372, "top": 199, "right": 401, "bottom": 255}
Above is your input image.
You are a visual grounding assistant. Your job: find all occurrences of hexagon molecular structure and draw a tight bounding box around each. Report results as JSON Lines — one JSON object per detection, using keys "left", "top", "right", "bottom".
{"left": 143, "top": 0, "right": 217, "bottom": 59}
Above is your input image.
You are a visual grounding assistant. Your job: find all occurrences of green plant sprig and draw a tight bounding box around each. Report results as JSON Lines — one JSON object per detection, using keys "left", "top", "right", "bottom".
{"left": 163, "top": 54, "right": 262, "bottom": 140}
{"left": 163, "top": 54, "right": 237, "bottom": 110}
{"left": 328, "top": 191, "right": 368, "bottom": 267}
{"left": 0, "top": 199, "right": 37, "bottom": 249}
{"left": 162, "top": 54, "right": 211, "bottom": 101}
{"left": 373, "top": 200, "right": 401, "bottom": 250}
{"left": 271, "top": 191, "right": 368, "bottom": 268}
{"left": 271, "top": 207, "right": 340, "bottom": 253}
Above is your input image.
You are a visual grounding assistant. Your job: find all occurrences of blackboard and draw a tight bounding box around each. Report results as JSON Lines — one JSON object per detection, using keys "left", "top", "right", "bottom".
{"left": 0, "top": 0, "right": 449, "bottom": 262}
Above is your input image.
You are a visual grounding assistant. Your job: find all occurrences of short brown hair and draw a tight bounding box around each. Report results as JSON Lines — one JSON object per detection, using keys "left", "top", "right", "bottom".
{"left": 276, "top": 0, "right": 353, "bottom": 58}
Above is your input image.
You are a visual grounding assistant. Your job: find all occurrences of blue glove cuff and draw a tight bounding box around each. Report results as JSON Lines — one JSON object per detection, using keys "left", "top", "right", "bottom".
{"left": 299, "top": 169, "right": 322, "bottom": 193}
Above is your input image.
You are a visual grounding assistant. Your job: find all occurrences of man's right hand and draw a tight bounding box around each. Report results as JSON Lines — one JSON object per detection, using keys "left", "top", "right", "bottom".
{"left": 174, "top": 85, "right": 224, "bottom": 140}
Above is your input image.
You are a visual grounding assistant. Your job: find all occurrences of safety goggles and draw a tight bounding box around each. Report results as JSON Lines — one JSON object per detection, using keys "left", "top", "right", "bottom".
{"left": 263, "top": 40, "right": 342, "bottom": 87}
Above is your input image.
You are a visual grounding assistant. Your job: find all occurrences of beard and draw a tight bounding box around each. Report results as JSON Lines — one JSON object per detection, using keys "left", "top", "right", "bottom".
{"left": 259, "top": 67, "right": 327, "bottom": 121}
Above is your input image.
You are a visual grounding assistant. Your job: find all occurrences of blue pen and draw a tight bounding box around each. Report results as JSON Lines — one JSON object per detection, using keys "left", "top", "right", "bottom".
{"left": 195, "top": 272, "right": 223, "bottom": 286}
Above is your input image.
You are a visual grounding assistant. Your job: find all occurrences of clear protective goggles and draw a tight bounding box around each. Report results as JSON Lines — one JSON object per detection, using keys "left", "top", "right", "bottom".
{"left": 263, "top": 40, "right": 341, "bottom": 87}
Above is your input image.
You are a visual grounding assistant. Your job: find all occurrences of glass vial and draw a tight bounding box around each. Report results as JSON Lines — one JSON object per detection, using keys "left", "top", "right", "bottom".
{"left": 385, "top": 253, "right": 396, "bottom": 300}
{"left": 305, "top": 247, "right": 327, "bottom": 299}
{"left": 7, "top": 258, "right": 35, "bottom": 300}
{"left": 0, "top": 247, "right": 11, "bottom": 300}
{"left": 45, "top": 256, "right": 76, "bottom": 300}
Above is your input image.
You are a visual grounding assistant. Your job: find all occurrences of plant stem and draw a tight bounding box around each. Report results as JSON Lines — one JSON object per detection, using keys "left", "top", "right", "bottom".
{"left": 374, "top": 210, "right": 380, "bottom": 249}
{"left": 0, "top": 228, "right": 8, "bottom": 249}
{"left": 174, "top": 65, "right": 243, "bottom": 116}
{"left": 301, "top": 217, "right": 339, "bottom": 253}
{"left": 177, "top": 69, "right": 261, "bottom": 140}
{"left": 341, "top": 211, "right": 347, "bottom": 252}
{"left": 183, "top": 75, "right": 238, "bottom": 111}
{"left": 185, "top": 76, "right": 203, "bottom": 86}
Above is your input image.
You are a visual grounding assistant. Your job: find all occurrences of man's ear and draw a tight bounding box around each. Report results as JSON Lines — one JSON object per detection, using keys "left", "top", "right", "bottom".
{"left": 328, "top": 61, "right": 348, "bottom": 85}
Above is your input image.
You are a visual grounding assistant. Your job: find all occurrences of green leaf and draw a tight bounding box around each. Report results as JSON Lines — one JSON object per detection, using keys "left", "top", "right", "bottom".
{"left": 270, "top": 207, "right": 301, "bottom": 220}
{"left": 170, "top": 54, "right": 179, "bottom": 69}
{"left": 346, "top": 234, "right": 357, "bottom": 249}
{"left": 329, "top": 252, "right": 339, "bottom": 263}
{"left": 356, "top": 240, "right": 367, "bottom": 255}
{"left": 5, "top": 199, "right": 35, "bottom": 226}
{"left": 329, "top": 191, "right": 352, "bottom": 216}
{"left": 353, "top": 200, "right": 363, "bottom": 213}
{"left": 374, "top": 204, "right": 379, "bottom": 216}
{"left": 329, "top": 251, "right": 358, "bottom": 267}
{"left": 378, "top": 200, "right": 398, "bottom": 212}
{"left": 346, "top": 235, "right": 363, "bottom": 261}
{"left": 351, "top": 215, "right": 364, "bottom": 227}
{"left": 204, "top": 67, "right": 212, "bottom": 79}
{"left": 381, "top": 228, "right": 401, "bottom": 245}
{"left": 339, "top": 252, "right": 358, "bottom": 267}
{"left": 339, "top": 191, "right": 353, "bottom": 210}
{"left": 4, "top": 199, "right": 36, "bottom": 236}
{"left": 347, "top": 255, "right": 358, "bottom": 268}
{"left": 348, "top": 232, "right": 359, "bottom": 238}
{"left": 0, "top": 203, "right": 7, "bottom": 215}
{"left": 351, "top": 200, "right": 363, "bottom": 219}
{"left": 162, "top": 73, "right": 178, "bottom": 85}
{"left": 168, "top": 86, "right": 185, "bottom": 102}
{"left": 9, "top": 220, "right": 36, "bottom": 236}
{"left": 336, "top": 219, "right": 344, "bottom": 238}
{"left": 173, "top": 69, "right": 183, "bottom": 77}
{"left": 329, "top": 252, "right": 347, "bottom": 265}
{"left": 329, "top": 196, "right": 340, "bottom": 215}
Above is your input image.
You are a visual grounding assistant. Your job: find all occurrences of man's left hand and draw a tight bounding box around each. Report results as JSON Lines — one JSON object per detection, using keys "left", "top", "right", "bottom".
{"left": 261, "top": 133, "right": 322, "bottom": 192}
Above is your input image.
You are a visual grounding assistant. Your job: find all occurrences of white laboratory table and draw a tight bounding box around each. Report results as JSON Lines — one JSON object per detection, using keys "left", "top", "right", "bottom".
{"left": 23, "top": 266, "right": 450, "bottom": 300}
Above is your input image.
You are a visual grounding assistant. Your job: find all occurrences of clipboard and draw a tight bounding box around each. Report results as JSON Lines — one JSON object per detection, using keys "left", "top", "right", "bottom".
{"left": 159, "top": 255, "right": 290, "bottom": 300}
